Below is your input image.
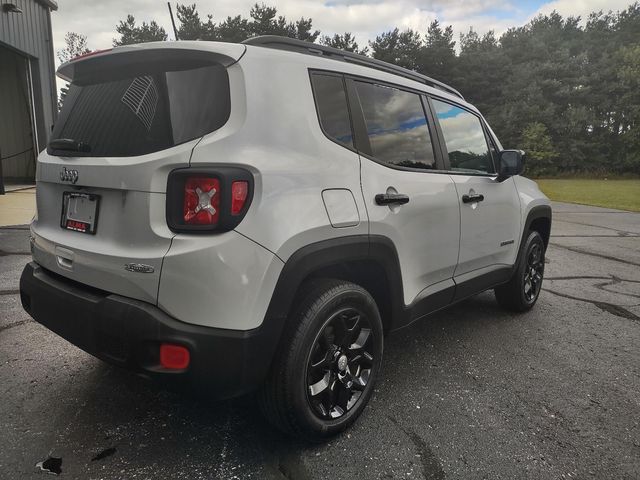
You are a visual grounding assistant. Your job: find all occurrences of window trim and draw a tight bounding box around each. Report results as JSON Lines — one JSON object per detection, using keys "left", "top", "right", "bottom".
{"left": 344, "top": 77, "right": 372, "bottom": 155}
{"left": 427, "top": 95, "right": 498, "bottom": 177}
{"left": 309, "top": 68, "right": 450, "bottom": 173}
{"left": 308, "top": 70, "right": 359, "bottom": 155}
{"left": 422, "top": 95, "right": 449, "bottom": 171}
{"left": 308, "top": 67, "right": 500, "bottom": 177}
{"left": 481, "top": 120, "right": 501, "bottom": 172}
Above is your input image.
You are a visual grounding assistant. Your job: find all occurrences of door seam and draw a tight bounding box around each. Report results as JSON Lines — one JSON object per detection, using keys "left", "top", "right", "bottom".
{"left": 450, "top": 175, "right": 463, "bottom": 278}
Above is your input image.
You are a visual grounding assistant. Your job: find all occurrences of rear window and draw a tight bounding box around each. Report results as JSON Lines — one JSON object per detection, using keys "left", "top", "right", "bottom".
{"left": 50, "top": 63, "right": 230, "bottom": 157}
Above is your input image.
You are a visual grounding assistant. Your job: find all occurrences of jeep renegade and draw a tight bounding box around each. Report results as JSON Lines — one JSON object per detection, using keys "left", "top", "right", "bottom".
{"left": 20, "top": 36, "right": 551, "bottom": 440}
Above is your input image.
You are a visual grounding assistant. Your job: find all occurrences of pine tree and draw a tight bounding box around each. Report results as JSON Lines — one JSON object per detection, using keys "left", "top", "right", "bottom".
{"left": 113, "top": 15, "right": 167, "bottom": 46}
{"left": 320, "top": 33, "right": 368, "bottom": 54}
{"left": 521, "top": 123, "right": 558, "bottom": 176}
{"left": 369, "top": 28, "right": 423, "bottom": 70}
{"left": 56, "top": 32, "right": 91, "bottom": 111}
{"left": 421, "top": 20, "right": 456, "bottom": 82}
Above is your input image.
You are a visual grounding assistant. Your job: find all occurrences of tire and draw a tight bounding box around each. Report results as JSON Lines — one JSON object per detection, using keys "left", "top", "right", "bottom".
{"left": 259, "top": 278, "right": 384, "bottom": 441}
{"left": 495, "top": 230, "right": 546, "bottom": 312}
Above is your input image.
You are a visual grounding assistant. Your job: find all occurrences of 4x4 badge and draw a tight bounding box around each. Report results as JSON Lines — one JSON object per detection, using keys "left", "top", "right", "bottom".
{"left": 124, "top": 263, "right": 155, "bottom": 274}
{"left": 60, "top": 167, "right": 79, "bottom": 184}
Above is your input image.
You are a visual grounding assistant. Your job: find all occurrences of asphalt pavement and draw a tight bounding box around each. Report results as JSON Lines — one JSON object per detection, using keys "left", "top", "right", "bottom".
{"left": 0, "top": 201, "right": 638, "bottom": 479}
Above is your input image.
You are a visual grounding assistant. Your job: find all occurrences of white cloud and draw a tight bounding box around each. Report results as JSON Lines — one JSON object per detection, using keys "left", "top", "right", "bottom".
{"left": 49, "top": 0, "right": 528, "bottom": 58}
{"left": 529, "top": 0, "right": 634, "bottom": 22}
{"left": 51, "top": 0, "right": 634, "bottom": 93}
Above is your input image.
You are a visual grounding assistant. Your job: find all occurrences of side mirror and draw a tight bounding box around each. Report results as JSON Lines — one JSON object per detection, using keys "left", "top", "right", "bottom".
{"left": 497, "top": 149, "right": 525, "bottom": 181}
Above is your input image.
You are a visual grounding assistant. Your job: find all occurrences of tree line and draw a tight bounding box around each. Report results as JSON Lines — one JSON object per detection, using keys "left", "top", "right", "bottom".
{"left": 62, "top": 3, "right": 640, "bottom": 175}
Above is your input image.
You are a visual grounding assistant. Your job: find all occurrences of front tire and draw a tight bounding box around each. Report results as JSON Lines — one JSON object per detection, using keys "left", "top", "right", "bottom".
{"left": 495, "top": 230, "right": 546, "bottom": 312}
{"left": 259, "top": 279, "right": 383, "bottom": 440}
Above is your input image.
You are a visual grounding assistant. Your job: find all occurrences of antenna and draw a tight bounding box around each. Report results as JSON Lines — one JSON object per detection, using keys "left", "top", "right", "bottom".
{"left": 167, "top": 2, "right": 179, "bottom": 41}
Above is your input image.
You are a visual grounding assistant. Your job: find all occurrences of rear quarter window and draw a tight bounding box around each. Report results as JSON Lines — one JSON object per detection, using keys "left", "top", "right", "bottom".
{"left": 310, "top": 73, "right": 354, "bottom": 148}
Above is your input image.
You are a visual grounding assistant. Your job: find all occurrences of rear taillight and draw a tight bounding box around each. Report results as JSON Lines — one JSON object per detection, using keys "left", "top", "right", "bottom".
{"left": 167, "top": 168, "right": 253, "bottom": 233}
{"left": 183, "top": 177, "right": 220, "bottom": 225}
{"left": 231, "top": 181, "right": 249, "bottom": 215}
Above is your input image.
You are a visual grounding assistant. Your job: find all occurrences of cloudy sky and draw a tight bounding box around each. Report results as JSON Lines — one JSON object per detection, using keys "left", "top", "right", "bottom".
{"left": 51, "top": 0, "right": 634, "bottom": 59}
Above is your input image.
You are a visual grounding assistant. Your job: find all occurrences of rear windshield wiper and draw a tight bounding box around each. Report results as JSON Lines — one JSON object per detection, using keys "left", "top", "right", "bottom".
{"left": 49, "top": 138, "right": 92, "bottom": 153}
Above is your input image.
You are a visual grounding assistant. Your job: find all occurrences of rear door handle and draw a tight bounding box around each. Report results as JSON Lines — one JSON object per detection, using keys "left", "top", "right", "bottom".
{"left": 462, "top": 193, "right": 485, "bottom": 204}
{"left": 375, "top": 193, "right": 410, "bottom": 206}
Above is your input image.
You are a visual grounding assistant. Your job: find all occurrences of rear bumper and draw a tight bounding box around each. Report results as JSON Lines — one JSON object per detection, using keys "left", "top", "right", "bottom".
{"left": 19, "top": 262, "right": 283, "bottom": 400}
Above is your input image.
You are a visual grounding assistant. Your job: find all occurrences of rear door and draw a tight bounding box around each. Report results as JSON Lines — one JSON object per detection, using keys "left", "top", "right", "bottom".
{"left": 352, "top": 79, "right": 460, "bottom": 313}
{"left": 429, "top": 97, "right": 521, "bottom": 293}
{"left": 31, "top": 45, "right": 242, "bottom": 304}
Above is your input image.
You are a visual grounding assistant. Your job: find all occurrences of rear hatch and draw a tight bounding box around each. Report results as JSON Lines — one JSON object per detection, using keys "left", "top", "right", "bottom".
{"left": 31, "top": 42, "right": 244, "bottom": 304}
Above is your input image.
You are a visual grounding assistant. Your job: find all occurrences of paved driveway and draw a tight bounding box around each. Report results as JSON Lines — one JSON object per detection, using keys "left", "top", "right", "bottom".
{"left": 0, "top": 201, "right": 638, "bottom": 479}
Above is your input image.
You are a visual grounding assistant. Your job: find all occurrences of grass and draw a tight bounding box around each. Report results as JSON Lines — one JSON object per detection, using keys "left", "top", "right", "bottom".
{"left": 534, "top": 178, "right": 640, "bottom": 212}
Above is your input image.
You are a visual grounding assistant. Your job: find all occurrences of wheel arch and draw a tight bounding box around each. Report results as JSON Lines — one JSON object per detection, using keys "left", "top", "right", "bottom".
{"left": 264, "top": 235, "right": 404, "bottom": 336}
{"left": 516, "top": 204, "right": 552, "bottom": 267}
{"left": 529, "top": 214, "right": 551, "bottom": 248}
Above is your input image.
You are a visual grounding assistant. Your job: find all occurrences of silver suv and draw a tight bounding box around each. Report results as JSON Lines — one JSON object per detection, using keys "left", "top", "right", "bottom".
{"left": 20, "top": 36, "right": 551, "bottom": 440}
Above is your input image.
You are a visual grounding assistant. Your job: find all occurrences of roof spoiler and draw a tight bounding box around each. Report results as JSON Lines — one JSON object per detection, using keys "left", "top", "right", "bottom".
{"left": 57, "top": 42, "right": 246, "bottom": 83}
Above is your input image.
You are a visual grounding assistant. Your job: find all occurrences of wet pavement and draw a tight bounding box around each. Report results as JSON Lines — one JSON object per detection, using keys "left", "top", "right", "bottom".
{"left": 0, "top": 201, "right": 639, "bottom": 479}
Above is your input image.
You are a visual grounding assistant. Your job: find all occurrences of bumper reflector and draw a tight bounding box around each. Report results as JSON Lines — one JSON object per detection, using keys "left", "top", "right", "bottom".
{"left": 160, "top": 343, "right": 190, "bottom": 370}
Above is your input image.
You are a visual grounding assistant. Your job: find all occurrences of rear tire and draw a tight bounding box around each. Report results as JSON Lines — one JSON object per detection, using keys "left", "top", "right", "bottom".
{"left": 495, "top": 230, "right": 546, "bottom": 312}
{"left": 259, "top": 279, "right": 383, "bottom": 441}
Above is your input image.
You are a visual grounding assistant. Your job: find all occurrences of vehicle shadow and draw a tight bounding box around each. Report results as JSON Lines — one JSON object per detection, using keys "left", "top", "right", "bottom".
{"left": 46, "top": 291, "right": 520, "bottom": 478}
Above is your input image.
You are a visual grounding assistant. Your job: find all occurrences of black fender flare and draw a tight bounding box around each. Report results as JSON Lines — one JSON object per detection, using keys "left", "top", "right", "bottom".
{"left": 513, "top": 204, "right": 552, "bottom": 274}
{"left": 248, "top": 235, "right": 405, "bottom": 388}
{"left": 264, "top": 235, "right": 404, "bottom": 325}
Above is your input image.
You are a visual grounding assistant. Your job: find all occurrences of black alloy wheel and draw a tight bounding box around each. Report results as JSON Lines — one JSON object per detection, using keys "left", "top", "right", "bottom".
{"left": 259, "top": 279, "right": 383, "bottom": 440}
{"left": 495, "top": 230, "right": 546, "bottom": 312}
{"left": 523, "top": 239, "right": 544, "bottom": 304}
{"left": 306, "top": 307, "right": 375, "bottom": 419}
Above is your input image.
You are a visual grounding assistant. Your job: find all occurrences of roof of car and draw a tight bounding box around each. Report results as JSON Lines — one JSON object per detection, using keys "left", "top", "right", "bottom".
{"left": 242, "top": 35, "right": 464, "bottom": 100}
{"left": 57, "top": 37, "right": 466, "bottom": 105}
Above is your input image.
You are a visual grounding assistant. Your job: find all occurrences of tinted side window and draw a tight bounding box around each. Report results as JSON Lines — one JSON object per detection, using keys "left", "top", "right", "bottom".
{"left": 356, "top": 82, "right": 436, "bottom": 170}
{"left": 432, "top": 99, "right": 494, "bottom": 174}
{"left": 310, "top": 74, "right": 354, "bottom": 148}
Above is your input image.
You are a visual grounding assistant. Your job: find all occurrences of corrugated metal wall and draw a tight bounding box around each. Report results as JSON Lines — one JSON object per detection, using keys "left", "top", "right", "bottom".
{"left": 0, "top": 0, "right": 57, "bottom": 179}
{"left": 0, "top": 47, "right": 35, "bottom": 177}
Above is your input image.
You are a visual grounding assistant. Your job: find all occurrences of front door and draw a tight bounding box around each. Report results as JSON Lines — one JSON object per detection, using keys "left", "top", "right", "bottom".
{"left": 430, "top": 98, "right": 521, "bottom": 287}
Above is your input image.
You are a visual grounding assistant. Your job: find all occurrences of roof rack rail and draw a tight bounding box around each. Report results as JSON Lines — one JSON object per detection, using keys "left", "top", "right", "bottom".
{"left": 242, "top": 35, "right": 464, "bottom": 100}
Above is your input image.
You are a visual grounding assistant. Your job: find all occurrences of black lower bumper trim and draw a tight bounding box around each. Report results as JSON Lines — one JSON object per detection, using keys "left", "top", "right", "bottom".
{"left": 19, "top": 262, "right": 283, "bottom": 400}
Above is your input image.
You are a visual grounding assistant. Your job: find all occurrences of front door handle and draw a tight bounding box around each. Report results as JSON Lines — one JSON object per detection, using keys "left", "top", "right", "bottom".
{"left": 375, "top": 193, "right": 410, "bottom": 206}
{"left": 462, "top": 193, "right": 485, "bottom": 204}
